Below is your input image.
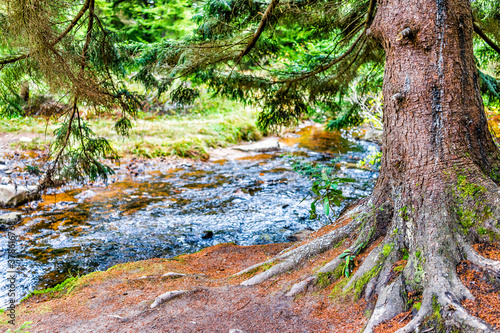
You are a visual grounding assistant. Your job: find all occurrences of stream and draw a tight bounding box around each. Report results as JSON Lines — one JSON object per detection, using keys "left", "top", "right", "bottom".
{"left": 0, "top": 125, "right": 379, "bottom": 307}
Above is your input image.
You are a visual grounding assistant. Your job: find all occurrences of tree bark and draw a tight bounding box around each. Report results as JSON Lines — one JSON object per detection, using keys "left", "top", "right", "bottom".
{"left": 369, "top": 0, "right": 500, "bottom": 203}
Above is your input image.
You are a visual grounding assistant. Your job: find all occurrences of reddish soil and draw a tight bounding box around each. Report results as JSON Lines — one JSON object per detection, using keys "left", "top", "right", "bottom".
{"left": 458, "top": 244, "right": 500, "bottom": 331}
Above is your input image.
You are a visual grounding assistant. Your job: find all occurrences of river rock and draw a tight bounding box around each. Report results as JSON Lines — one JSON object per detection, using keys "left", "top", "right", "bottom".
{"left": 286, "top": 228, "right": 314, "bottom": 242}
{"left": 74, "top": 190, "right": 97, "bottom": 201}
{"left": 0, "top": 165, "right": 8, "bottom": 171}
{"left": 363, "top": 129, "right": 383, "bottom": 144}
{"left": 0, "top": 212, "right": 22, "bottom": 231}
{"left": 202, "top": 230, "right": 214, "bottom": 239}
{"left": 0, "top": 212, "right": 22, "bottom": 226}
{"left": 232, "top": 138, "right": 280, "bottom": 152}
{"left": 0, "top": 185, "right": 40, "bottom": 207}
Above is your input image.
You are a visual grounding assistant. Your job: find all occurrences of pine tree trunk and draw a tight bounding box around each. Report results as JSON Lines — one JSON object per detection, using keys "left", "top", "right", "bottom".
{"left": 370, "top": 0, "right": 500, "bottom": 206}
{"left": 359, "top": 0, "right": 500, "bottom": 331}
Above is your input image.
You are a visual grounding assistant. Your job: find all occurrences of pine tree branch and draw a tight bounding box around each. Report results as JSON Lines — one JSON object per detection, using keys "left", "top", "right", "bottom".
{"left": 79, "top": 0, "right": 95, "bottom": 71}
{"left": 275, "top": 32, "right": 366, "bottom": 84}
{"left": 0, "top": 0, "right": 91, "bottom": 67}
{"left": 234, "top": 0, "right": 280, "bottom": 65}
{"left": 40, "top": 0, "right": 95, "bottom": 189}
{"left": 76, "top": 0, "right": 96, "bottom": 164}
{"left": 365, "top": 0, "right": 377, "bottom": 29}
{"left": 0, "top": 54, "right": 29, "bottom": 66}
{"left": 473, "top": 22, "right": 500, "bottom": 56}
{"left": 52, "top": 0, "right": 92, "bottom": 46}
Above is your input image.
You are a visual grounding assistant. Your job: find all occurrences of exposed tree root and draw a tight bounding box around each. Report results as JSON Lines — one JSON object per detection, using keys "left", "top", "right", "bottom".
{"left": 363, "top": 276, "right": 406, "bottom": 333}
{"left": 462, "top": 242, "right": 500, "bottom": 275}
{"left": 442, "top": 296, "right": 497, "bottom": 333}
{"left": 235, "top": 204, "right": 365, "bottom": 286}
{"left": 285, "top": 221, "right": 382, "bottom": 297}
{"left": 236, "top": 187, "right": 500, "bottom": 333}
{"left": 392, "top": 295, "right": 432, "bottom": 333}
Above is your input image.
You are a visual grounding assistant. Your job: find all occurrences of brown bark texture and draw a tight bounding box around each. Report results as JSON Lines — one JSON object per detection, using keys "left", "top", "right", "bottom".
{"left": 235, "top": 0, "right": 500, "bottom": 332}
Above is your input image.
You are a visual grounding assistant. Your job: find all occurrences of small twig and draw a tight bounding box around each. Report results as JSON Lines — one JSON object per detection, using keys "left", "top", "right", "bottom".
{"left": 398, "top": 311, "right": 411, "bottom": 323}
{"left": 236, "top": 298, "right": 253, "bottom": 311}
{"left": 263, "top": 278, "right": 279, "bottom": 291}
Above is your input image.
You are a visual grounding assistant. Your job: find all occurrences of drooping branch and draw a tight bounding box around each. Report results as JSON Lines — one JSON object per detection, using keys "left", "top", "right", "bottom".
{"left": 79, "top": 0, "right": 95, "bottom": 72}
{"left": 473, "top": 22, "right": 500, "bottom": 56}
{"left": 234, "top": 0, "right": 280, "bottom": 65}
{"left": 39, "top": 0, "right": 96, "bottom": 189}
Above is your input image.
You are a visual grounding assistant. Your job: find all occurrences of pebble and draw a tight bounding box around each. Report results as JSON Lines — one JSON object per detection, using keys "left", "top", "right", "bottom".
{"left": 0, "top": 212, "right": 22, "bottom": 225}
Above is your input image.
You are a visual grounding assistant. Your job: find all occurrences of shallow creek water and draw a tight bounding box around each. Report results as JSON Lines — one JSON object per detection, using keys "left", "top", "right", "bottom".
{"left": 0, "top": 126, "right": 378, "bottom": 307}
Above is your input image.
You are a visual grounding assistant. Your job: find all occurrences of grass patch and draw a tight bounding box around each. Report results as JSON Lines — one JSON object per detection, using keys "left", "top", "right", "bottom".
{"left": 20, "top": 275, "right": 81, "bottom": 303}
{"left": 3, "top": 321, "right": 32, "bottom": 333}
{"left": 0, "top": 96, "right": 261, "bottom": 160}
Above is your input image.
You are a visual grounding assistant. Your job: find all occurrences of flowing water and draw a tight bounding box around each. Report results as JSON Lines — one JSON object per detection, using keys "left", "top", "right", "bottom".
{"left": 0, "top": 125, "right": 379, "bottom": 307}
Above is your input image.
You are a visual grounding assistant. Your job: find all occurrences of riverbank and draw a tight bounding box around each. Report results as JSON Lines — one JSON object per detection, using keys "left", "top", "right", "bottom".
{"left": 2, "top": 212, "right": 372, "bottom": 333}
{"left": 2, "top": 208, "right": 499, "bottom": 333}
{"left": 0, "top": 122, "right": 379, "bottom": 308}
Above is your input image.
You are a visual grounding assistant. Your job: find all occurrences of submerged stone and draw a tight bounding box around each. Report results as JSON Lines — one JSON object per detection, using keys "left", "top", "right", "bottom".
{"left": 202, "top": 231, "right": 214, "bottom": 239}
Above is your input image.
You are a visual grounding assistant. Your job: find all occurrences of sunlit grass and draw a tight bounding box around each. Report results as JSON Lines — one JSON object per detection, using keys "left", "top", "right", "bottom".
{"left": 1, "top": 97, "right": 262, "bottom": 159}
